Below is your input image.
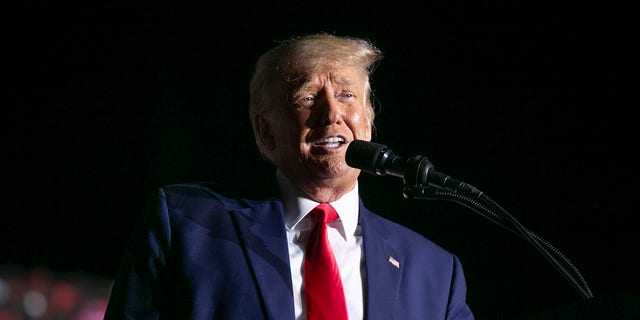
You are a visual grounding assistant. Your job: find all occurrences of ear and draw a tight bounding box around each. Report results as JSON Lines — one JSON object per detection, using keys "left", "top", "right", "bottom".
{"left": 254, "top": 114, "right": 276, "bottom": 153}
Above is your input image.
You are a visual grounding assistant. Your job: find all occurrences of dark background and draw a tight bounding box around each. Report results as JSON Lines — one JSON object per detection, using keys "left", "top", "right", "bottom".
{"left": 6, "top": 2, "right": 638, "bottom": 319}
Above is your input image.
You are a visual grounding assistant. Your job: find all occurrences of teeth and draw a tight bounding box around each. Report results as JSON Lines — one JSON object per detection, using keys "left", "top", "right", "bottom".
{"left": 319, "top": 137, "right": 344, "bottom": 143}
{"left": 317, "top": 136, "right": 344, "bottom": 148}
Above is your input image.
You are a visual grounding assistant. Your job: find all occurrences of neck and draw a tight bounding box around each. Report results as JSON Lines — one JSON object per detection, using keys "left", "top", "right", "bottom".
{"left": 297, "top": 181, "right": 355, "bottom": 203}
{"left": 276, "top": 170, "right": 357, "bottom": 203}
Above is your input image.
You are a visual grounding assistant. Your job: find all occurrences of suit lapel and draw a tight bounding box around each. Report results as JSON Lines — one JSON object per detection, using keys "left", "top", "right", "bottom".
{"left": 359, "top": 203, "right": 403, "bottom": 320}
{"left": 232, "top": 200, "right": 295, "bottom": 320}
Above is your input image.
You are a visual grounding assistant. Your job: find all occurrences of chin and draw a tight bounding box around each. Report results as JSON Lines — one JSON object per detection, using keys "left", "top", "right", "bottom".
{"left": 315, "top": 161, "right": 358, "bottom": 179}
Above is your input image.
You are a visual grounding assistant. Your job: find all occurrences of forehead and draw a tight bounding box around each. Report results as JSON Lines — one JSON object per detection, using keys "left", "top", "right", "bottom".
{"left": 295, "top": 66, "right": 366, "bottom": 89}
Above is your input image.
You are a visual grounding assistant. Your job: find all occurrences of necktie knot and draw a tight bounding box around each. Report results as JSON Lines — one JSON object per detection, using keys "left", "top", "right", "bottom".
{"left": 310, "top": 203, "right": 338, "bottom": 224}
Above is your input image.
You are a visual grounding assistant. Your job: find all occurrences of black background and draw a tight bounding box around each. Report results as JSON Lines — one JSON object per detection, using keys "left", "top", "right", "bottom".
{"left": 6, "top": 2, "right": 638, "bottom": 319}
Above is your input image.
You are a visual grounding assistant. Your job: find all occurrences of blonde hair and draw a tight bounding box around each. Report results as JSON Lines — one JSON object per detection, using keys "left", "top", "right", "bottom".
{"left": 249, "top": 33, "right": 383, "bottom": 158}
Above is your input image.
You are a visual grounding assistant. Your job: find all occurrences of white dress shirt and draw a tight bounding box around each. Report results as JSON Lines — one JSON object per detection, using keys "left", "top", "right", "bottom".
{"left": 276, "top": 170, "right": 365, "bottom": 320}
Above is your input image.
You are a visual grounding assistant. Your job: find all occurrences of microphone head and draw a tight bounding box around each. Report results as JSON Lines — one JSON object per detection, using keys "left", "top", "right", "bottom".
{"left": 346, "top": 140, "right": 390, "bottom": 175}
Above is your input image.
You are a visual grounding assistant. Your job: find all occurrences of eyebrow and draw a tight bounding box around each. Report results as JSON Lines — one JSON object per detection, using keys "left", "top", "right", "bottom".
{"left": 298, "top": 75, "right": 355, "bottom": 93}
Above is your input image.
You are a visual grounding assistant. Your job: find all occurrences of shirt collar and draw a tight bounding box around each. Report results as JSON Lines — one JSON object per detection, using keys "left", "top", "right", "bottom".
{"left": 276, "top": 170, "right": 359, "bottom": 239}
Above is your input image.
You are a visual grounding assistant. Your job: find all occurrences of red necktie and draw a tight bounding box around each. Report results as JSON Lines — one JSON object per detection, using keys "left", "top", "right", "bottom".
{"left": 304, "top": 203, "right": 348, "bottom": 320}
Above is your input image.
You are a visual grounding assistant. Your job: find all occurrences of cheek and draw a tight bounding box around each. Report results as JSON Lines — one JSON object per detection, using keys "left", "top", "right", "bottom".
{"left": 349, "top": 111, "right": 372, "bottom": 140}
{"left": 273, "top": 113, "right": 309, "bottom": 146}
{"left": 362, "top": 122, "right": 372, "bottom": 141}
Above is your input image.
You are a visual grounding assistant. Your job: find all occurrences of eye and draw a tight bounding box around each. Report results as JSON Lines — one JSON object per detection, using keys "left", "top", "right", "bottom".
{"left": 296, "top": 96, "right": 316, "bottom": 109}
{"left": 337, "top": 91, "right": 357, "bottom": 103}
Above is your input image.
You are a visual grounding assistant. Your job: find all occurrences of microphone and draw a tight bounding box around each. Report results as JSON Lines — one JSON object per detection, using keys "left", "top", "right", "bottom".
{"left": 346, "top": 139, "right": 482, "bottom": 197}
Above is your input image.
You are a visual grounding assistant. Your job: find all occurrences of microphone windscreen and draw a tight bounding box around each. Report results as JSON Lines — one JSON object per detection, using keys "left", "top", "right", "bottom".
{"left": 345, "top": 140, "right": 388, "bottom": 173}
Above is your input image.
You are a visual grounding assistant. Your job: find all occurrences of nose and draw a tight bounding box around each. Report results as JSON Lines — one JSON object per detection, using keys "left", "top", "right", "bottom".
{"left": 316, "top": 92, "right": 342, "bottom": 125}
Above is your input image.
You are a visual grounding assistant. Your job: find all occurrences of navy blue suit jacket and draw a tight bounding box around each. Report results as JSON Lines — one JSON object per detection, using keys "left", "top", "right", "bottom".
{"left": 104, "top": 181, "right": 474, "bottom": 319}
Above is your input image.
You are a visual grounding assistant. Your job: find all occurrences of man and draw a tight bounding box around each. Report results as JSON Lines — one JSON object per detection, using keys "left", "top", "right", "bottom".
{"left": 104, "top": 33, "right": 475, "bottom": 319}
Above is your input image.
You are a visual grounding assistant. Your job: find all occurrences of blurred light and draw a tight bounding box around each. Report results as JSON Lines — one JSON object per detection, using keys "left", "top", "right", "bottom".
{"left": 1, "top": 265, "right": 112, "bottom": 320}
{"left": 23, "top": 290, "right": 47, "bottom": 318}
{"left": 50, "top": 280, "right": 78, "bottom": 314}
{"left": 0, "top": 278, "right": 9, "bottom": 305}
{"left": 73, "top": 299, "right": 108, "bottom": 320}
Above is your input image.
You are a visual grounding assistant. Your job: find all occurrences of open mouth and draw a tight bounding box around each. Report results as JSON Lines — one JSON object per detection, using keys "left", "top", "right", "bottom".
{"left": 314, "top": 136, "right": 346, "bottom": 149}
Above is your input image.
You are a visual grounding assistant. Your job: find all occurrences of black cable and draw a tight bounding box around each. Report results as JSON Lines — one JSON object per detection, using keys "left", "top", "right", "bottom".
{"left": 404, "top": 187, "right": 594, "bottom": 300}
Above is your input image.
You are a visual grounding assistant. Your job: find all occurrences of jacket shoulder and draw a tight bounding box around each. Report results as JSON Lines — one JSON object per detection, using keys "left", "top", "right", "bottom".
{"left": 159, "top": 179, "right": 280, "bottom": 210}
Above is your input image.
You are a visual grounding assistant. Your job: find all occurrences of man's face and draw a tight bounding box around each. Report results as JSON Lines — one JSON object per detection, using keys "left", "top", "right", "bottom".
{"left": 262, "top": 66, "right": 373, "bottom": 191}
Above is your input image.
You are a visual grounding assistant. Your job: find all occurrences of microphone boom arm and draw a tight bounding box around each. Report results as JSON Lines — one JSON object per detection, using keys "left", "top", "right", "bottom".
{"left": 346, "top": 139, "right": 594, "bottom": 300}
